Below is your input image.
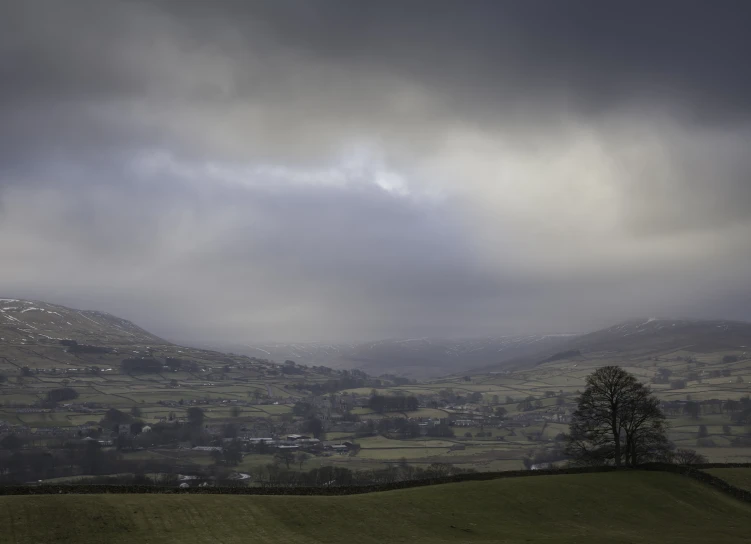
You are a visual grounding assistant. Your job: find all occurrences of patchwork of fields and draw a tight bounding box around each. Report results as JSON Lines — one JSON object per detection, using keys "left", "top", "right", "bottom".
{"left": 3, "top": 311, "right": 751, "bottom": 476}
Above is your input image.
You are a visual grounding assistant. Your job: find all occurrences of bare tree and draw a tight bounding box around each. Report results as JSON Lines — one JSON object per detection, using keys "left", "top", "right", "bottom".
{"left": 621, "top": 380, "right": 669, "bottom": 465}
{"left": 566, "top": 366, "right": 668, "bottom": 467}
{"left": 275, "top": 450, "right": 294, "bottom": 469}
{"left": 672, "top": 448, "right": 708, "bottom": 465}
{"left": 296, "top": 451, "right": 311, "bottom": 470}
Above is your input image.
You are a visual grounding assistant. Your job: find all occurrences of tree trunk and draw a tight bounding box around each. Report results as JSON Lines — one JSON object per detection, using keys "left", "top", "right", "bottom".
{"left": 613, "top": 426, "right": 621, "bottom": 467}
{"left": 625, "top": 434, "right": 633, "bottom": 467}
{"left": 610, "top": 412, "right": 621, "bottom": 467}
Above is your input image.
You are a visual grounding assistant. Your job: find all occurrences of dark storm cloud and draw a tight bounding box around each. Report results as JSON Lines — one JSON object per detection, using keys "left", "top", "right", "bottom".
{"left": 152, "top": 0, "right": 751, "bottom": 120}
{"left": 1, "top": 0, "right": 751, "bottom": 341}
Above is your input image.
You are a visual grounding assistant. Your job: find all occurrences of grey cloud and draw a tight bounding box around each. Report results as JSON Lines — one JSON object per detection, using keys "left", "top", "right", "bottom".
{"left": 150, "top": 0, "right": 751, "bottom": 121}
{"left": 1, "top": 0, "right": 751, "bottom": 342}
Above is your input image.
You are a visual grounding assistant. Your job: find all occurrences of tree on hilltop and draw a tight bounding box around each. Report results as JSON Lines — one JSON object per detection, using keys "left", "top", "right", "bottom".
{"left": 565, "top": 366, "right": 669, "bottom": 467}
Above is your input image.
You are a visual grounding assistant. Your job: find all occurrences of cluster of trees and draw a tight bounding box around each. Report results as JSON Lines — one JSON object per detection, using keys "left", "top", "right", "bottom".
{"left": 566, "top": 367, "right": 671, "bottom": 467}
{"left": 0, "top": 439, "right": 208, "bottom": 484}
{"left": 289, "top": 404, "right": 325, "bottom": 438}
{"left": 292, "top": 402, "right": 316, "bottom": 418}
{"left": 1, "top": 441, "right": 120, "bottom": 483}
{"left": 210, "top": 440, "right": 243, "bottom": 466}
{"left": 662, "top": 396, "right": 751, "bottom": 419}
{"left": 249, "top": 461, "right": 475, "bottom": 487}
{"left": 46, "top": 387, "right": 79, "bottom": 403}
{"left": 517, "top": 396, "right": 544, "bottom": 412}
{"left": 731, "top": 399, "right": 751, "bottom": 425}
{"left": 425, "top": 423, "right": 454, "bottom": 438}
{"left": 654, "top": 364, "right": 738, "bottom": 386}
{"left": 281, "top": 360, "right": 305, "bottom": 375}
{"left": 51, "top": 472, "right": 182, "bottom": 486}
{"left": 375, "top": 418, "right": 421, "bottom": 438}
{"left": 100, "top": 408, "right": 134, "bottom": 427}
{"left": 651, "top": 367, "right": 673, "bottom": 384}
{"left": 436, "top": 389, "right": 483, "bottom": 405}
{"left": 121, "top": 358, "right": 163, "bottom": 374}
{"left": 163, "top": 357, "right": 201, "bottom": 372}
{"left": 523, "top": 445, "right": 569, "bottom": 469}
{"left": 273, "top": 450, "right": 313, "bottom": 470}
{"left": 368, "top": 395, "right": 419, "bottom": 413}
{"left": 0, "top": 444, "right": 479, "bottom": 488}
{"left": 301, "top": 417, "right": 325, "bottom": 439}
{"left": 565, "top": 366, "right": 713, "bottom": 467}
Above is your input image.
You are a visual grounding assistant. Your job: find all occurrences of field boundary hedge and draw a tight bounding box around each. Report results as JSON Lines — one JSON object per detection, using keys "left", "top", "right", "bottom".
{"left": 1, "top": 463, "right": 750, "bottom": 498}
{"left": 0, "top": 466, "right": 618, "bottom": 496}
{"left": 640, "top": 463, "right": 751, "bottom": 504}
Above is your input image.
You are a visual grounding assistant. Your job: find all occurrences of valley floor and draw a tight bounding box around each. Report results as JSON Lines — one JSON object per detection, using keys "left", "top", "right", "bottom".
{"left": 2, "top": 471, "right": 750, "bottom": 543}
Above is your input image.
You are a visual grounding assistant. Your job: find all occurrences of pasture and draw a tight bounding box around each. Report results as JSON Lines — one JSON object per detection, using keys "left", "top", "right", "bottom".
{"left": 1, "top": 471, "right": 750, "bottom": 543}
{"left": 703, "top": 467, "right": 751, "bottom": 491}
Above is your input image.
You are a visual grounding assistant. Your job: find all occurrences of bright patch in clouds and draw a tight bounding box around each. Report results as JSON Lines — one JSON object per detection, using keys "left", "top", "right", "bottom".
{"left": 2, "top": 1, "right": 751, "bottom": 342}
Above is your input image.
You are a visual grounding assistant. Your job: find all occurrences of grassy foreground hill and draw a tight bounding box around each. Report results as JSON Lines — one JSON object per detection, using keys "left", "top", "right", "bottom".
{"left": 2, "top": 471, "right": 751, "bottom": 543}
{"left": 703, "top": 467, "right": 751, "bottom": 491}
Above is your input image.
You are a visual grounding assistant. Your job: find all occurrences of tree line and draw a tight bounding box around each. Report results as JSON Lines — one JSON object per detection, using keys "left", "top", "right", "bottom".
{"left": 368, "top": 395, "right": 419, "bottom": 413}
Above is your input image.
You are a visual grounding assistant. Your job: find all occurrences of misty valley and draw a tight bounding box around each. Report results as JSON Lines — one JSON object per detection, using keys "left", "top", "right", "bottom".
{"left": 4, "top": 0, "right": 751, "bottom": 542}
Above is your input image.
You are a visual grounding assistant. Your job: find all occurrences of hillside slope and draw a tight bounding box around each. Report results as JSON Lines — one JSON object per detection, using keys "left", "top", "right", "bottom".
{"left": 2, "top": 472, "right": 750, "bottom": 543}
{"left": 471, "top": 318, "right": 751, "bottom": 373}
{"left": 0, "top": 299, "right": 329, "bottom": 409}
{"left": 0, "top": 298, "right": 167, "bottom": 346}
{"left": 571, "top": 318, "right": 751, "bottom": 355}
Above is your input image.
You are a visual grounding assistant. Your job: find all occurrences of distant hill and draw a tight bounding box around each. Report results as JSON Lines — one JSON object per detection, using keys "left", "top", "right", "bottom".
{"left": 571, "top": 318, "right": 751, "bottom": 355}
{"left": 190, "top": 318, "right": 751, "bottom": 379}
{"left": 7, "top": 298, "right": 750, "bottom": 380}
{"left": 471, "top": 317, "right": 751, "bottom": 373}
{"left": 0, "top": 298, "right": 168, "bottom": 346}
{"left": 0, "top": 298, "right": 320, "bottom": 382}
{"left": 1, "top": 471, "right": 749, "bottom": 543}
{"left": 209, "top": 335, "right": 579, "bottom": 379}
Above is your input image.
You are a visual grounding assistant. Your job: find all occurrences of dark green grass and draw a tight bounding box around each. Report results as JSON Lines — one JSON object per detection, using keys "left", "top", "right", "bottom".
{"left": 2, "top": 471, "right": 750, "bottom": 543}
{"left": 704, "top": 467, "right": 751, "bottom": 491}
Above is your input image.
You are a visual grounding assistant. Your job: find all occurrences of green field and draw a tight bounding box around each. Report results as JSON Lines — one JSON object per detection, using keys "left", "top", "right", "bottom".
{"left": 704, "top": 467, "right": 751, "bottom": 491}
{"left": 1, "top": 472, "right": 750, "bottom": 543}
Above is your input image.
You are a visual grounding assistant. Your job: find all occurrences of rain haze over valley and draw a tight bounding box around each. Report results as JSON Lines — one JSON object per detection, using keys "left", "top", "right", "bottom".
{"left": 2, "top": 0, "right": 751, "bottom": 349}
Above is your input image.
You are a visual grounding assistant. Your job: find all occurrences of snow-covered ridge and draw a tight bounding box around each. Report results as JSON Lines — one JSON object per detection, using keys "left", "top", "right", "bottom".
{"left": 0, "top": 298, "right": 167, "bottom": 346}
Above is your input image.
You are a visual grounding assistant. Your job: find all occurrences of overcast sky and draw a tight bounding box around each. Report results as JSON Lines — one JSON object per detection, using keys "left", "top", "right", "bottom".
{"left": 2, "top": 0, "right": 751, "bottom": 343}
